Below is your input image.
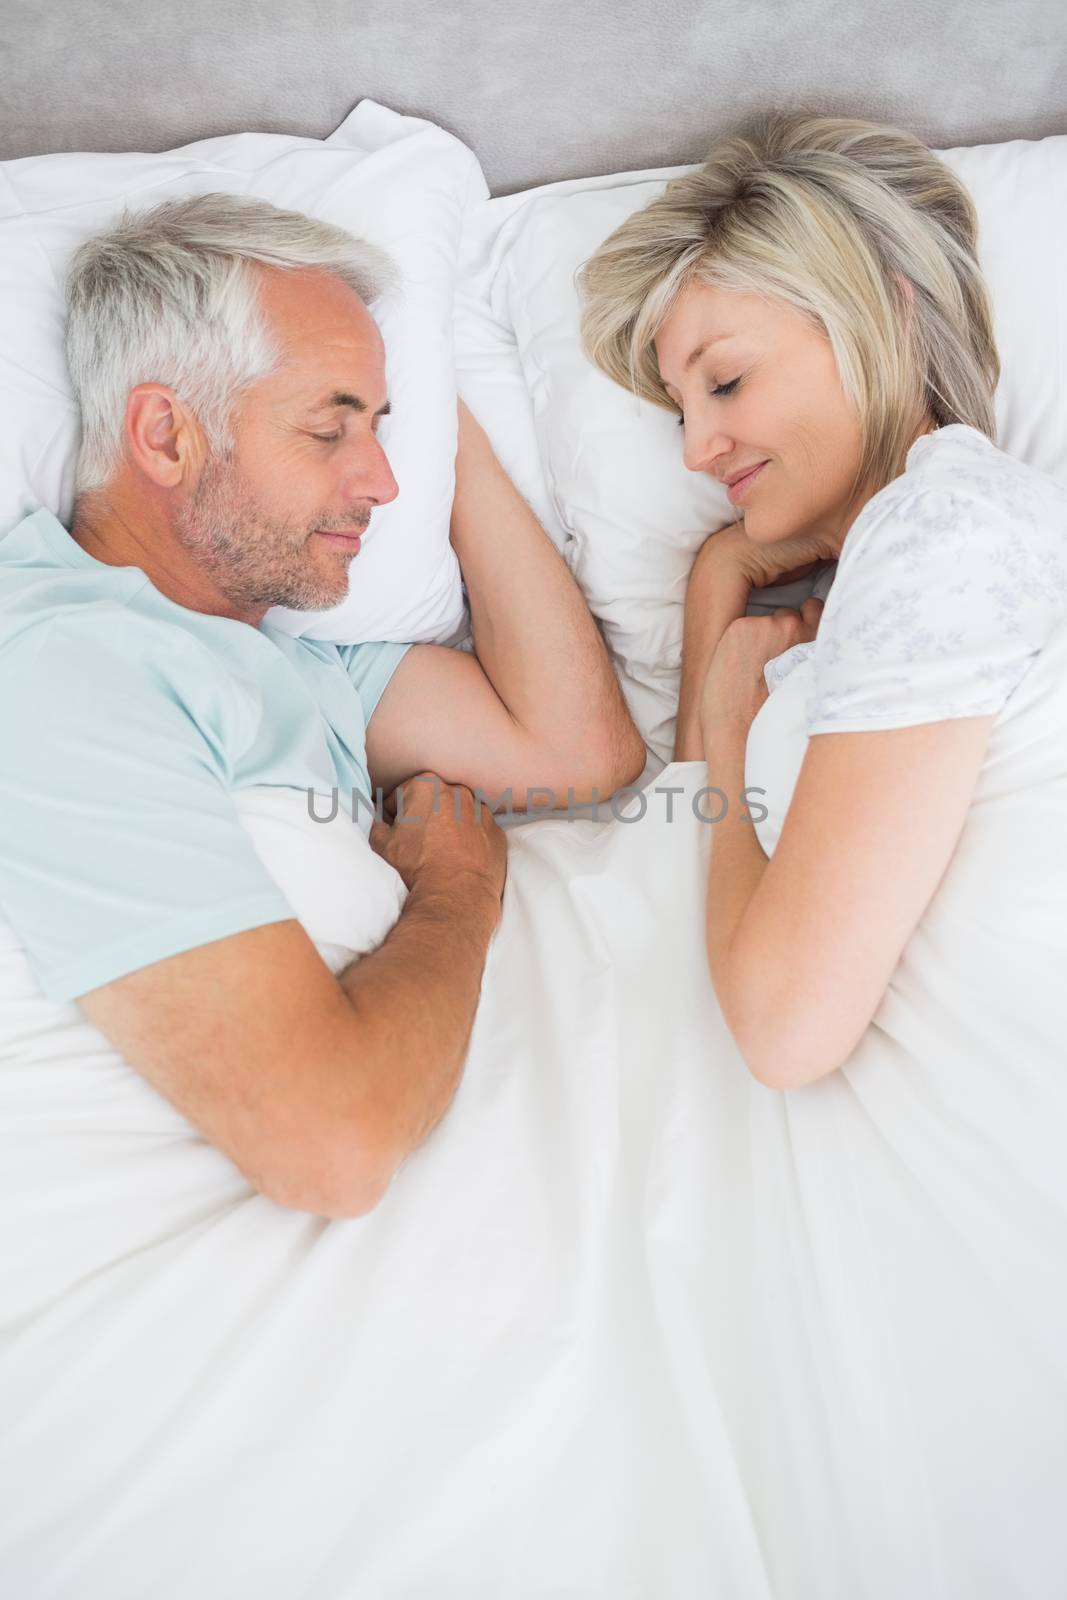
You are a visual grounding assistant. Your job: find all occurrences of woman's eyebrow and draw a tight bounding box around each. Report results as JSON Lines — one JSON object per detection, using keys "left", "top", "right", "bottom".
{"left": 684, "top": 333, "right": 733, "bottom": 372}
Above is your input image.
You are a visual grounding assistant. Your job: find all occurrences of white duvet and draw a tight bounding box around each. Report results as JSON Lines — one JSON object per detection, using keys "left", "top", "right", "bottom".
{"left": 2, "top": 623, "right": 1067, "bottom": 1599}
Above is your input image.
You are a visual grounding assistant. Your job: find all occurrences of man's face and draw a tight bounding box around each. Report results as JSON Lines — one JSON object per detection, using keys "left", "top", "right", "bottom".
{"left": 173, "top": 265, "right": 399, "bottom": 617}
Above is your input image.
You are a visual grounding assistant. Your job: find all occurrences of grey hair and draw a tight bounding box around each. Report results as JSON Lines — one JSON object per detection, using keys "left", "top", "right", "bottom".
{"left": 64, "top": 191, "right": 398, "bottom": 495}
{"left": 577, "top": 113, "right": 1000, "bottom": 497}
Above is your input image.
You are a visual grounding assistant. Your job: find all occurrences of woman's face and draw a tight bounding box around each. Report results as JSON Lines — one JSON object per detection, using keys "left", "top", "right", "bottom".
{"left": 654, "top": 279, "right": 866, "bottom": 549}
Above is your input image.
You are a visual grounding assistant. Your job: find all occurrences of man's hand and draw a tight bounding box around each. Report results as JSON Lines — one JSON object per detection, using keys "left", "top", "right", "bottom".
{"left": 370, "top": 772, "right": 507, "bottom": 920}
{"left": 77, "top": 776, "right": 509, "bottom": 1223}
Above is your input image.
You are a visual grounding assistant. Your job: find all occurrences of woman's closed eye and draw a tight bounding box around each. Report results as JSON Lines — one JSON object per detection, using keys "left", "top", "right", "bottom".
{"left": 676, "top": 376, "right": 742, "bottom": 425}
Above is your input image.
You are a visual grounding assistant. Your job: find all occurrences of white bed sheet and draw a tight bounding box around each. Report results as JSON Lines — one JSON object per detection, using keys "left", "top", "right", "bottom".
{"left": 3, "top": 618, "right": 1067, "bottom": 1597}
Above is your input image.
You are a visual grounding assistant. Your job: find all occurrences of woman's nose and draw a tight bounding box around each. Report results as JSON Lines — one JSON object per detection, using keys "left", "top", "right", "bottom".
{"left": 681, "top": 420, "right": 733, "bottom": 477}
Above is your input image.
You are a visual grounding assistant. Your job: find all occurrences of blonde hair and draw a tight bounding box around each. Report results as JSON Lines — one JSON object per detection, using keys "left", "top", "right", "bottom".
{"left": 577, "top": 113, "right": 1000, "bottom": 495}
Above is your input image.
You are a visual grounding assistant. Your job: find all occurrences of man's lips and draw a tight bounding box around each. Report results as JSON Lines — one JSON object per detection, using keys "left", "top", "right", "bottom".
{"left": 725, "top": 461, "right": 769, "bottom": 504}
{"left": 314, "top": 529, "right": 365, "bottom": 551}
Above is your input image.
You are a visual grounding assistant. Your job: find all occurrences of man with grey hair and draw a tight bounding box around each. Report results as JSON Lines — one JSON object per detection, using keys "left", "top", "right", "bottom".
{"left": 0, "top": 192, "right": 645, "bottom": 1218}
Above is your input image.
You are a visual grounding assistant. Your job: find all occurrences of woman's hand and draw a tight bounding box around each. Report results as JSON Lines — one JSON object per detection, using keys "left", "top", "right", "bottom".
{"left": 702, "top": 522, "right": 839, "bottom": 592}
{"left": 700, "top": 598, "right": 824, "bottom": 741}
{"left": 672, "top": 521, "right": 836, "bottom": 762}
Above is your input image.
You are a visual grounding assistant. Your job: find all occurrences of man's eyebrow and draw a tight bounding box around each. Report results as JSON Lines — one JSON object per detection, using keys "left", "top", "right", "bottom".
{"left": 309, "top": 391, "right": 392, "bottom": 418}
{"left": 683, "top": 333, "right": 733, "bottom": 372}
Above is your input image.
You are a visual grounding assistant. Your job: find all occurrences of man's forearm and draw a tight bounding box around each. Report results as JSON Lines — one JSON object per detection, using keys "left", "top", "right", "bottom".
{"left": 334, "top": 875, "right": 499, "bottom": 1174}
{"left": 452, "top": 402, "right": 644, "bottom": 790}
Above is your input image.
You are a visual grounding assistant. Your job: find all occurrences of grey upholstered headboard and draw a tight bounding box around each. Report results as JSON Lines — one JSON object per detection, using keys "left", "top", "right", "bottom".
{"left": 3, "top": 0, "right": 1066, "bottom": 194}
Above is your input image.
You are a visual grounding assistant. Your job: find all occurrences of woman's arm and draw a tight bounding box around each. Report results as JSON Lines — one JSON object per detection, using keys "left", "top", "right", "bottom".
{"left": 674, "top": 540, "right": 751, "bottom": 759}
{"left": 703, "top": 681, "right": 996, "bottom": 1089}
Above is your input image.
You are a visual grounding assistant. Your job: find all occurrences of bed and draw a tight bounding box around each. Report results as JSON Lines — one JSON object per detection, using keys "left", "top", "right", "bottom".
{"left": 2, "top": 5, "right": 1067, "bottom": 1597}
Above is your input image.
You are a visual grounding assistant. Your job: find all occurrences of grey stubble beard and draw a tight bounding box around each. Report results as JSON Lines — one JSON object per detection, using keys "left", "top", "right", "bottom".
{"left": 174, "top": 448, "right": 365, "bottom": 613}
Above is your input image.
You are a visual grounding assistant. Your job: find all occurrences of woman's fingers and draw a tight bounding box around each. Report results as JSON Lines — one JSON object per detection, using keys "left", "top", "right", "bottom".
{"left": 771, "top": 597, "right": 824, "bottom": 641}
{"left": 801, "top": 597, "right": 824, "bottom": 634}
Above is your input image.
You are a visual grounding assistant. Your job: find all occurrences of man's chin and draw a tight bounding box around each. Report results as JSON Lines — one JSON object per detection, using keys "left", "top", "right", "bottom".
{"left": 285, "top": 586, "right": 350, "bottom": 613}
{"left": 261, "top": 572, "right": 352, "bottom": 614}
{"left": 236, "top": 542, "right": 360, "bottom": 615}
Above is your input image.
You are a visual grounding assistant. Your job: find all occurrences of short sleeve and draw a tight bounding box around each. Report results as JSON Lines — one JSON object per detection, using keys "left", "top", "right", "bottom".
{"left": 336, "top": 640, "right": 413, "bottom": 725}
{"left": 0, "top": 614, "right": 295, "bottom": 1003}
{"left": 807, "top": 485, "right": 1064, "bottom": 735}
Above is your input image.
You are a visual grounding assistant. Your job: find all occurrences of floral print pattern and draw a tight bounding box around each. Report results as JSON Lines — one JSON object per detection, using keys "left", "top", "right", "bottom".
{"left": 762, "top": 425, "right": 1067, "bottom": 732}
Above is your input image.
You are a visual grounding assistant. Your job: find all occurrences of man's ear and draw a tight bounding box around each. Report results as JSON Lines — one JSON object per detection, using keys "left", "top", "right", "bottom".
{"left": 124, "top": 384, "right": 205, "bottom": 488}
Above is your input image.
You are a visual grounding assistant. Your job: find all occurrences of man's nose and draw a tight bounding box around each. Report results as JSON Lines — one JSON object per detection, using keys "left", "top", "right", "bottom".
{"left": 346, "top": 432, "right": 399, "bottom": 508}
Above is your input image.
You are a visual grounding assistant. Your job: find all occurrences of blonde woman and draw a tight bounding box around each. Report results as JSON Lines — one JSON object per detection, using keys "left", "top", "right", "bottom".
{"left": 572, "top": 118, "right": 1067, "bottom": 1591}
{"left": 579, "top": 114, "right": 1067, "bottom": 1088}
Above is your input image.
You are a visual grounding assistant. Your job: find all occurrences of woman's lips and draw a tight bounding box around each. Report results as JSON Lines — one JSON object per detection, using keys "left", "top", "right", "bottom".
{"left": 726, "top": 461, "right": 768, "bottom": 504}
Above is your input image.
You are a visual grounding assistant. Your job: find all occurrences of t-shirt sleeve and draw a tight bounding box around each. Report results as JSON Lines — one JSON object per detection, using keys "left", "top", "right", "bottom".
{"left": 336, "top": 640, "right": 413, "bottom": 725}
{"left": 807, "top": 485, "right": 1063, "bottom": 735}
{"left": 0, "top": 613, "right": 295, "bottom": 1003}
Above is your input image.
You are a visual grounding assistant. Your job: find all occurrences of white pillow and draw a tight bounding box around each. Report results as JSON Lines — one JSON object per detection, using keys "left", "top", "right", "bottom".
{"left": 0, "top": 100, "right": 485, "bottom": 645}
{"left": 455, "top": 195, "right": 573, "bottom": 560}
{"left": 467, "top": 136, "right": 1067, "bottom": 763}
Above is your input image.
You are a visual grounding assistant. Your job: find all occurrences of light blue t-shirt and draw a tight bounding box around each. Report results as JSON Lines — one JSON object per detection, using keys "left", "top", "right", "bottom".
{"left": 0, "top": 508, "right": 412, "bottom": 1003}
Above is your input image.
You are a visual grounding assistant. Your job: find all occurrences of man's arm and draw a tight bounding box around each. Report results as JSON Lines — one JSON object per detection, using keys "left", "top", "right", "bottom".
{"left": 364, "top": 401, "right": 646, "bottom": 809}
{"left": 77, "top": 775, "right": 505, "bottom": 1219}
